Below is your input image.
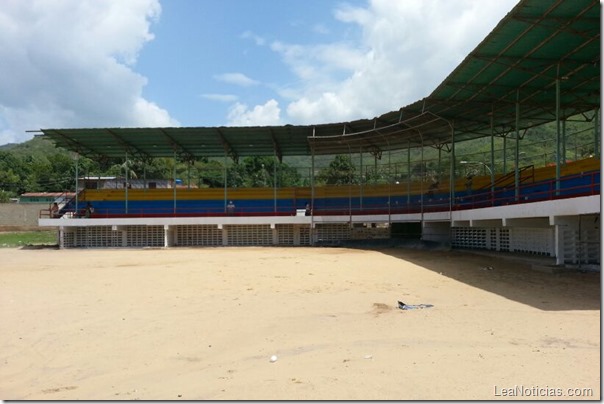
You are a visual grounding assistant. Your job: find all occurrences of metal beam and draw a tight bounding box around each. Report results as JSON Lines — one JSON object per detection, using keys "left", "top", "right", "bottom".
{"left": 159, "top": 129, "right": 196, "bottom": 163}
{"left": 106, "top": 129, "right": 152, "bottom": 161}
{"left": 216, "top": 128, "right": 238, "bottom": 163}
{"left": 48, "top": 130, "right": 107, "bottom": 159}
{"left": 268, "top": 128, "right": 283, "bottom": 163}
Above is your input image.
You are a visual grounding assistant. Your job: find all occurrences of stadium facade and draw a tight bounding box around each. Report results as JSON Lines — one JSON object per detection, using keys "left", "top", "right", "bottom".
{"left": 36, "top": 0, "right": 600, "bottom": 268}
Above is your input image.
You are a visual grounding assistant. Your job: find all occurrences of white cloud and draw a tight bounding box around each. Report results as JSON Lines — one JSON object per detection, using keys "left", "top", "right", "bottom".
{"left": 266, "top": 0, "right": 518, "bottom": 125}
{"left": 312, "top": 24, "right": 330, "bottom": 35}
{"left": 241, "top": 30, "right": 266, "bottom": 46}
{"left": 201, "top": 94, "right": 239, "bottom": 103}
{"left": 227, "top": 99, "right": 281, "bottom": 126}
{"left": 214, "top": 72, "right": 260, "bottom": 87}
{"left": 0, "top": 0, "right": 178, "bottom": 145}
{"left": 271, "top": 41, "right": 366, "bottom": 84}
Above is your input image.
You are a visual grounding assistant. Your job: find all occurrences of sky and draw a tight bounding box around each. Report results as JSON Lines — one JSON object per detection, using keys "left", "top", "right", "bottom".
{"left": 0, "top": 0, "right": 519, "bottom": 146}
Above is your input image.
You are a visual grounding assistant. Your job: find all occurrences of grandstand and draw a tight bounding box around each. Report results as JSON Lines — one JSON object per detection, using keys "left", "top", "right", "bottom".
{"left": 36, "top": 0, "right": 600, "bottom": 267}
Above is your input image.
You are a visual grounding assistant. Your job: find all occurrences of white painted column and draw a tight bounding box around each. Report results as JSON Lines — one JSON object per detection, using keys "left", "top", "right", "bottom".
{"left": 551, "top": 216, "right": 579, "bottom": 265}
{"left": 164, "top": 225, "right": 172, "bottom": 247}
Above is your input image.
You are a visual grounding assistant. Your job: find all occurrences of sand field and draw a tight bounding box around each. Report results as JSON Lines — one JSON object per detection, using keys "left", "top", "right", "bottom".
{"left": 0, "top": 246, "right": 599, "bottom": 400}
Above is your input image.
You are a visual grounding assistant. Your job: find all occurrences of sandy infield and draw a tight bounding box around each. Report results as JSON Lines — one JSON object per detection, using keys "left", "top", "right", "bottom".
{"left": 0, "top": 246, "right": 599, "bottom": 400}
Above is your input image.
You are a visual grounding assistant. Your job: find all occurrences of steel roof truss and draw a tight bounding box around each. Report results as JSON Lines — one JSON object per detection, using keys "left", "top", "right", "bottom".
{"left": 216, "top": 128, "right": 238, "bottom": 163}
{"left": 158, "top": 129, "right": 196, "bottom": 162}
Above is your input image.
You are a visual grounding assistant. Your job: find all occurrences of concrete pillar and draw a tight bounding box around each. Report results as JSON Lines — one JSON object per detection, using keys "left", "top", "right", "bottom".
{"left": 221, "top": 225, "right": 228, "bottom": 246}
{"left": 293, "top": 225, "right": 300, "bottom": 246}
{"left": 164, "top": 225, "right": 174, "bottom": 248}
{"left": 551, "top": 216, "right": 579, "bottom": 265}
{"left": 59, "top": 226, "right": 65, "bottom": 249}
{"left": 271, "top": 224, "right": 278, "bottom": 245}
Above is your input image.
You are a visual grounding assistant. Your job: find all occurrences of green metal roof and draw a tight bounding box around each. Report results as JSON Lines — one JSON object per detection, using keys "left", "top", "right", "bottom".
{"left": 40, "top": 0, "right": 600, "bottom": 160}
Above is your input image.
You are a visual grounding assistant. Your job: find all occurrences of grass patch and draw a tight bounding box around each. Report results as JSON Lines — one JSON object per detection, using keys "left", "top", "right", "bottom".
{"left": 0, "top": 231, "right": 58, "bottom": 248}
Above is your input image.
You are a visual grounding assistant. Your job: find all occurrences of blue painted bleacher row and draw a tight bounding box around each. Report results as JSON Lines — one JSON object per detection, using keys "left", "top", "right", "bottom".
{"left": 444, "top": 170, "right": 600, "bottom": 211}
{"left": 60, "top": 169, "right": 599, "bottom": 218}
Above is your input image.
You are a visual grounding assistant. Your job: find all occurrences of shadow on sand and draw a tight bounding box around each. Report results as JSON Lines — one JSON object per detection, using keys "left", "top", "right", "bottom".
{"left": 337, "top": 239, "right": 600, "bottom": 312}
{"left": 20, "top": 243, "right": 60, "bottom": 250}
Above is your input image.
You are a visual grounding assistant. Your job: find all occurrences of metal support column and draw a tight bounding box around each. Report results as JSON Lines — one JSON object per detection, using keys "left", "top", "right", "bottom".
{"left": 388, "top": 149, "right": 391, "bottom": 223}
{"left": 555, "top": 72, "right": 561, "bottom": 195}
{"left": 75, "top": 153, "right": 79, "bottom": 215}
{"left": 490, "top": 112, "right": 495, "bottom": 203}
{"left": 125, "top": 152, "right": 129, "bottom": 214}
{"left": 514, "top": 89, "right": 520, "bottom": 201}
{"left": 503, "top": 136, "right": 507, "bottom": 173}
{"left": 562, "top": 119, "right": 566, "bottom": 164}
{"left": 595, "top": 108, "right": 600, "bottom": 158}
{"left": 310, "top": 145, "right": 315, "bottom": 246}
{"left": 407, "top": 141, "right": 411, "bottom": 205}
{"left": 420, "top": 136, "right": 424, "bottom": 220}
{"left": 273, "top": 150, "right": 277, "bottom": 213}
{"left": 437, "top": 146, "right": 442, "bottom": 181}
{"left": 172, "top": 150, "right": 177, "bottom": 214}
{"left": 223, "top": 154, "right": 228, "bottom": 213}
{"left": 359, "top": 148, "right": 363, "bottom": 210}
{"left": 348, "top": 147, "right": 353, "bottom": 221}
{"left": 450, "top": 129, "right": 456, "bottom": 205}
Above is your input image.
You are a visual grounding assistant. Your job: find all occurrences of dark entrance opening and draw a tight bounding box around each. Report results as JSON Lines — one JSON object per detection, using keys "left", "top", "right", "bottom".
{"left": 391, "top": 222, "right": 422, "bottom": 239}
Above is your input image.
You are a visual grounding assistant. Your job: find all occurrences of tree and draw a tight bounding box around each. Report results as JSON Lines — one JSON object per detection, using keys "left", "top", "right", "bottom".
{"left": 0, "top": 152, "right": 24, "bottom": 194}
{"left": 196, "top": 160, "right": 225, "bottom": 188}
{"left": 317, "top": 155, "right": 357, "bottom": 185}
{"left": 0, "top": 167, "right": 20, "bottom": 196}
{"left": 227, "top": 156, "right": 302, "bottom": 188}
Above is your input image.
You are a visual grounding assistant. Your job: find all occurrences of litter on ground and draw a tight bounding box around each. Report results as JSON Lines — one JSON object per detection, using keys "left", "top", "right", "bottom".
{"left": 397, "top": 301, "right": 434, "bottom": 310}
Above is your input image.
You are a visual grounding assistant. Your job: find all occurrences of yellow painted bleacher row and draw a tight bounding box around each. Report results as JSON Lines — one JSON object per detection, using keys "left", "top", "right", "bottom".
{"left": 82, "top": 187, "right": 307, "bottom": 202}
{"left": 450, "top": 157, "right": 600, "bottom": 191}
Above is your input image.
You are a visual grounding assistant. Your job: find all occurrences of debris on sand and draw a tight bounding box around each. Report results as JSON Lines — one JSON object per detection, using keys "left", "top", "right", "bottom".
{"left": 397, "top": 301, "right": 434, "bottom": 310}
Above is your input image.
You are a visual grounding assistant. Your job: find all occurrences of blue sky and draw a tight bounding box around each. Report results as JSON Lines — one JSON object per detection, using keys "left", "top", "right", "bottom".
{"left": 0, "top": 0, "right": 518, "bottom": 145}
{"left": 135, "top": 0, "right": 362, "bottom": 126}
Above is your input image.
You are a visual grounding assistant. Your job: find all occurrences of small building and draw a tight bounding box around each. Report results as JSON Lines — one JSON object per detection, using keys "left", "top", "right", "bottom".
{"left": 79, "top": 176, "right": 175, "bottom": 190}
{"left": 19, "top": 192, "right": 75, "bottom": 204}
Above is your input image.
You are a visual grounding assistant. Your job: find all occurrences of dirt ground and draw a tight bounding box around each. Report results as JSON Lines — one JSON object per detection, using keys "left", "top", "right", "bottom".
{"left": 0, "top": 246, "right": 599, "bottom": 400}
